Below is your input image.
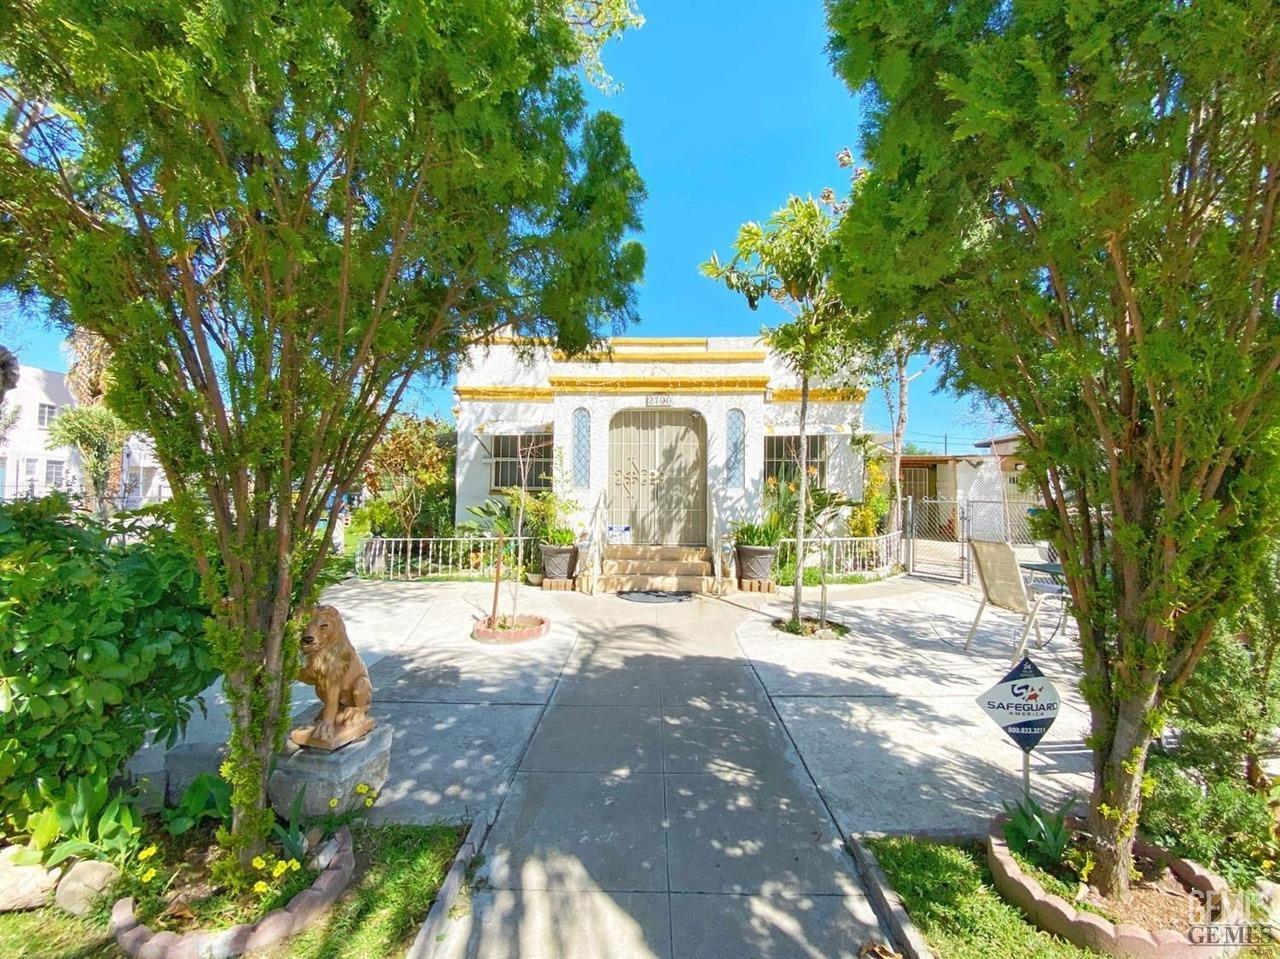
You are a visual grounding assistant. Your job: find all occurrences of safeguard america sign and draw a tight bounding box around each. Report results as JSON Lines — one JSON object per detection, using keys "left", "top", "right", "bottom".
{"left": 977, "top": 657, "right": 1061, "bottom": 753}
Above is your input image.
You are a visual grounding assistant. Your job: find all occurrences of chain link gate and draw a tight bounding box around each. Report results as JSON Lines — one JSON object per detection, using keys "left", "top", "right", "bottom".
{"left": 906, "top": 497, "right": 969, "bottom": 581}
{"left": 906, "top": 496, "right": 1044, "bottom": 583}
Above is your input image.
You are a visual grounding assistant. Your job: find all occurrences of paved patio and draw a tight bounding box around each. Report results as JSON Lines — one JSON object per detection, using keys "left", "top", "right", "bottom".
{"left": 140, "top": 573, "right": 1092, "bottom": 957}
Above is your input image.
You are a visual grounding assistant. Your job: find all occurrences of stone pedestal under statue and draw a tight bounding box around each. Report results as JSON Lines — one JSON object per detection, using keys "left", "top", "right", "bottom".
{"left": 267, "top": 723, "right": 392, "bottom": 818}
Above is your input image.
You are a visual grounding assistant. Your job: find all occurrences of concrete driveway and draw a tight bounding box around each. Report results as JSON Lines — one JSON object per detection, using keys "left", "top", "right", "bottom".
{"left": 742, "top": 577, "right": 1092, "bottom": 838}
{"left": 435, "top": 588, "right": 889, "bottom": 959}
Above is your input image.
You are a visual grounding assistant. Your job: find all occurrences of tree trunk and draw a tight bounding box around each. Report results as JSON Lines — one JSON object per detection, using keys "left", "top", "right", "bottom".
{"left": 791, "top": 374, "right": 810, "bottom": 625}
{"left": 1086, "top": 692, "right": 1157, "bottom": 900}
{"left": 890, "top": 347, "right": 908, "bottom": 532}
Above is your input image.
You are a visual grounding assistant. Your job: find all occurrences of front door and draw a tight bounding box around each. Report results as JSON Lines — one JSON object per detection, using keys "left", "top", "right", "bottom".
{"left": 607, "top": 409, "right": 707, "bottom": 545}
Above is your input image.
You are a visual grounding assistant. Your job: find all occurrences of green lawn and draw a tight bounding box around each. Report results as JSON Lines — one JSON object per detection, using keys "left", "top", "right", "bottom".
{"left": 0, "top": 824, "right": 464, "bottom": 959}
{"left": 866, "top": 836, "right": 1094, "bottom": 959}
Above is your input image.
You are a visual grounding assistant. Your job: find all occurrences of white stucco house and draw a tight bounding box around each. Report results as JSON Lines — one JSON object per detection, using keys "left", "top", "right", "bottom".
{"left": 0, "top": 364, "right": 170, "bottom": 508}
{"left": 452, "top": 335, "right": 866, "bottom": 589}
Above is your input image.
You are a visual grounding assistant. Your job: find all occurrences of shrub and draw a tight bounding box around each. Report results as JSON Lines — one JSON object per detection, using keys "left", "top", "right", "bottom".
{"left": 0, "top": 496, "right": 216, "bottom": 834}
{"left": 732, "top": 521, "right": 783, "bottom": 548}
{"left": 1003, "top": 794, "right": 1075, "bottom": 870}
{"left": 1139, "top": 756, "right": 1278, "bottom": 887}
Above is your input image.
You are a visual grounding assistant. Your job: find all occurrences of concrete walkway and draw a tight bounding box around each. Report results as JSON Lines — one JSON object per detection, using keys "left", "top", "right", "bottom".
{"left": 435, "top": 589, "right": 889, "bottom": 959}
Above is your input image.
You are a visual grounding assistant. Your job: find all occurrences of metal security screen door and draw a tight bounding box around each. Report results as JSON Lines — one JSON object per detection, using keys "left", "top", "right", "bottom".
{"left": 608, "top": 409, "right": 707, "bottom": 545}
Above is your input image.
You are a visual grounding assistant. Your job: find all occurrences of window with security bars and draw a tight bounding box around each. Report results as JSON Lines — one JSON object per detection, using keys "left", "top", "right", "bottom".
{"left": 725, "top": 409, "right": 746, "bottom": 489}
{"left": 572, "top": 409, "right": 590, "bottom": 488}
{"left": 489, "top": 433, "right": 553, "bottom": 491}
{"left": 764, "top": 435, "right": 827, "bottom": 487}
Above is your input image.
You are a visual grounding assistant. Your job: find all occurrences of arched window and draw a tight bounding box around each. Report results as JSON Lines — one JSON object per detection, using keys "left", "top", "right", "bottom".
{"left": 572, "top": 408, "right": 591, "bottom": 488}
{"left": 726, "top": 408, "right": 746, "bottom": 489}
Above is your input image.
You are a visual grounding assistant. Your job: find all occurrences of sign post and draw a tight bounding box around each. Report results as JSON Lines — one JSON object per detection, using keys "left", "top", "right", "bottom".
{"left": 977, "top": 657, "right": 1061, "bottom": 802}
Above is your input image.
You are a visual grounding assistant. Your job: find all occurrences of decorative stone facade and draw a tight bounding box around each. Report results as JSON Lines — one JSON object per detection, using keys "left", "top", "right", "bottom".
{"left": 453, "top": 336, "right": 866, "bottom": 549}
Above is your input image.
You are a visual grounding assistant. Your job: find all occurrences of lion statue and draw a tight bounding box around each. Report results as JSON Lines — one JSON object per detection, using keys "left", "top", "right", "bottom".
{"left": 291, "top": 605, "right": 375, "bottom": 750}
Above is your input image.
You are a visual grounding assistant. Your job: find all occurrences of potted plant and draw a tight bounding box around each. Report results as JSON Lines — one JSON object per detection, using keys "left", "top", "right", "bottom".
{"left": 539, "top": 526, "right": 578, "bottom": 580}
{"left": 733, "top": 520, "right": 783, "bottom": 582}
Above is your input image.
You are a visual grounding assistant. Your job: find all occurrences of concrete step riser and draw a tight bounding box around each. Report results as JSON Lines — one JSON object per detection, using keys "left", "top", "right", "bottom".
{"left": 601, "top": 560, "right": 713, "bottom": 577}
{"left": 599, "top": 574, "right": 719, "bottom": 594}
{"left": 603, "top": 545, "right": 712, "bottom": 563}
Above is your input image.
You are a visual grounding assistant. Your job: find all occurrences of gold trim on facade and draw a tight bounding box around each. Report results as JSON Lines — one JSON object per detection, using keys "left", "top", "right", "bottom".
{"left": 552, "top": 349, "right": 767, "bottom": 363}
{"left": 454, "top": 386, "right": 555, "bottom": 402}
{"left": 548, "top": 375, "right": 771, "bottom": 395}
{"left": 768, "top": 387, "right": 867, "bottom": 403}
{"left": 456, "top": 380, "right": 866, "bottom": 402}
{"left": 610, "top": 337, "right": 710, "bottom": 347}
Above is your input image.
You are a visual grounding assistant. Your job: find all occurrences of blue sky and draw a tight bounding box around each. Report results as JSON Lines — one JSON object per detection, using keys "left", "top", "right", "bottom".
{"left": 1, "top": 0, "right": 1005, "bottom": 454}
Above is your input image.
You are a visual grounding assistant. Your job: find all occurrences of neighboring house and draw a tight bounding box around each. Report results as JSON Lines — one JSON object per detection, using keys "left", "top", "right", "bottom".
{"left": 453, "top": 336, "right": 866, "bottom": 551}
{"left": 0, "top": 364, "right": 170, "bottom": 508}
{"left": 0, "top": 365, "right": 79, "bottom": 501}
{"left": 897, "top": 443, "right": 1038, "bottom": 543}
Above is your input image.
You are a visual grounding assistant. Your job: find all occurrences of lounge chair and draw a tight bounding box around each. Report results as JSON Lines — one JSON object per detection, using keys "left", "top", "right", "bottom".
{"left": 963, "top": 540, "right": 1065, "bottom": 665}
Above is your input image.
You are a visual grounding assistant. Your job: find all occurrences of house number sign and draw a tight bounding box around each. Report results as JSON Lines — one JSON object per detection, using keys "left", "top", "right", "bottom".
{"left": 645, "top": 394, "right": 672, "bottom": 407}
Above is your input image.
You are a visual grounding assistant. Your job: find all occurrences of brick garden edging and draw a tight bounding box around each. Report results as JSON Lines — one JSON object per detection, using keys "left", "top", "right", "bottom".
{"left": 469, "top": 615, "right": 550, "bottom": 644}
{"left": 846, "top": 834, "right": 937, "bottom": 959}
{"left": 109, "top": 826, "right": 355, "bottom": 959}
{"left": 404, "top": 805, "right": 498, "bottom": 959}
{"left": 986, "top": 815, "right": 1245, "bottom": 958}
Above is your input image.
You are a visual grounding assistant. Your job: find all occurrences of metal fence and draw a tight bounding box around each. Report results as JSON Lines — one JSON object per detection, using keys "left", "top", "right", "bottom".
{"left": 775, "top": 531, "right": 905, "bottom": 580}
{"left": 355, "top": 536, "right": 538, "bottom": 581}
{"left": 907, "top": 496, "right": 1046, "bottom": 582}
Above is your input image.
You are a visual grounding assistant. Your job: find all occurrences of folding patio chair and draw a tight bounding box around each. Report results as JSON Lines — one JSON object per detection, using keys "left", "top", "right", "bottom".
{"left": 963, "top": 540, "right": 1063, "bottom": 665}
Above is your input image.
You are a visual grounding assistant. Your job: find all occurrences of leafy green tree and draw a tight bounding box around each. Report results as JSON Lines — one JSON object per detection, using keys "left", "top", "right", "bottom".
{"left": 829, "top": 0, "right": 1280, "bottom": 896}
{"left": 1, "top": 0, "right": 643, "bottom": 866}
{"left": 364, "top": 415, "right": 453, "bottom": 539}
{"left": 703, "top": 196, "right": 856, "bottom": 626}
{"left": 46, "top": 404, "right": 130, "bottom": 518}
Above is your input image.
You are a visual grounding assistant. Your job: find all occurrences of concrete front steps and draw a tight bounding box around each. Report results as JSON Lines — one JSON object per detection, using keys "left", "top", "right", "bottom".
{"left": 599, "top": 545, "right": 720, "bottom": 594}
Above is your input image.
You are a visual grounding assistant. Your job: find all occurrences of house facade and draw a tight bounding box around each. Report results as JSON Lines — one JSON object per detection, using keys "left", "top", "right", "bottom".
{"left": 453, "top": 336, "right": 866, "bottom": 552}
{"left": 0, "top": 364, "right": 170, "bottom": 508}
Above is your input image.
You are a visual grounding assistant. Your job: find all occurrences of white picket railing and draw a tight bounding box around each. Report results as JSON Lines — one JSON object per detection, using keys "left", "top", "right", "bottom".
{"left": 355, "top": 536, "right": 537, "bottom": 581}
{"left": 776, "top": 531, "right": 905, "bottom": 579}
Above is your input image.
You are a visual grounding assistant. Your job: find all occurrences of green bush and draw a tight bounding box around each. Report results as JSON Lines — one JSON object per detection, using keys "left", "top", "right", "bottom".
{"left": 773, "top": 561, "right": 823, "bottom": 587}
{"left": 0, "top": 496, "right": 216, "bottom": 834}
{"left": 1139, "top": 756, "right": 1277, "bottom": 887}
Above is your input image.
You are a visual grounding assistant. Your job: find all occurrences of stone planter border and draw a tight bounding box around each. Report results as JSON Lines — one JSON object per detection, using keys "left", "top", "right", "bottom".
{"left": 846, "top": 833, "right": 937, "bottom": 959}
{"left": 470, "top": 614, "right": 550, "bottom": 644}
{"left": 405, "top": 805, "right": 499, "bottom": 959}
{"left": 986, "top": 815, "right": 1244, "bottom": 959}
{"left": 110, "top": 827, "right": 355, "bottom": 959}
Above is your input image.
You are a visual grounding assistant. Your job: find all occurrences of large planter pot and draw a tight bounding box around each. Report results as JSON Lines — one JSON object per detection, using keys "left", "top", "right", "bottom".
{"left": 540, "top": 544, "right": 578, "bottom": 580}
{"left": 736, "top": 545, "right": 777, "bottom": 582}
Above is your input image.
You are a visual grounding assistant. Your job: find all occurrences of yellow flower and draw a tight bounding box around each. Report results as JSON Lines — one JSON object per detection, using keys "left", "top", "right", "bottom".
{"left": 364, "top": 797, "right": 374, "bottom": 808}
{"left": 140, "top": 867, "right": 156, "bottom": 884}
{"left": 251, "top": 856, "right": 267, "bottom": 871}
{"left": 138, "top": 845, "right": 157, "bottom": 862}
{"left": 272, "top": 860, "right": 288, "bottom": 878}
{"left": 252, "top": 880, "right": 270, "bottom": 896}
{"left": 288, "top": 859, "right": 301, "bottom": 872}
{"left": 328, "top": 797, "right": 339, "bottom": 810}
{"left": 355, "top": 783, "right": 370, "bottom": 795}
